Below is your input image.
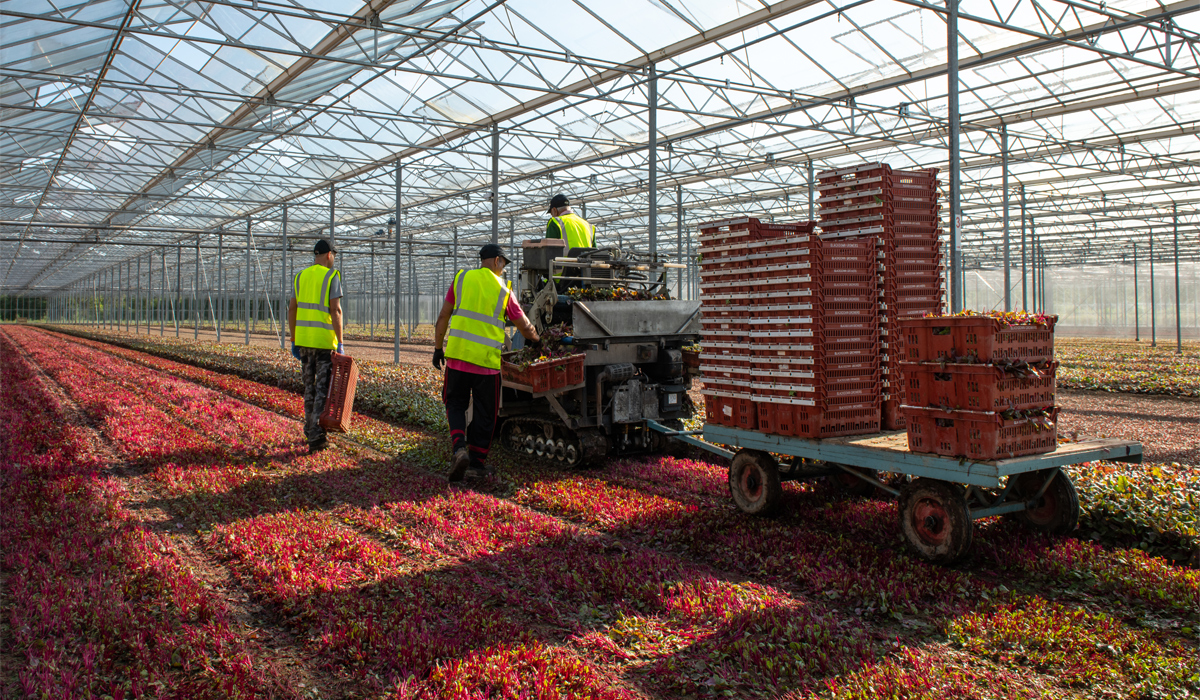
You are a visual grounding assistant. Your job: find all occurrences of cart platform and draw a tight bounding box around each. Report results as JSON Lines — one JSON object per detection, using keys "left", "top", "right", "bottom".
{"left": 653, "top": 421, "right": 1144, "bottom": 564}
{"left": 700, "top": 425, "right": 1142, "bottom": 488}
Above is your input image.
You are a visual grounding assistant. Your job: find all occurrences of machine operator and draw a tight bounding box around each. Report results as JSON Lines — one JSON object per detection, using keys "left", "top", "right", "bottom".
{"left": 546, "top": 193, "right": 596, "bottom": 248}
{"left": 432, "top": 243, "right": 541, "bottom": 482}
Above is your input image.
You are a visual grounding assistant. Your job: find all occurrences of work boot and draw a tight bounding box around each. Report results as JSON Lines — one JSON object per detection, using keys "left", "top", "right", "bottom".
{"left": 448, "top": 447, "right": 470, "bottom": 483}
{"left": 466, "top": 464, "right": 495, "bottom": 480}
{"left": 308, "top": 438, "right": 328, "bottom": 455}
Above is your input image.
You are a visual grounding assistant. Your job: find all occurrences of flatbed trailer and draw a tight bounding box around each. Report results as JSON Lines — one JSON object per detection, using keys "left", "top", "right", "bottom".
{"left": 648, "top": 422, "right": 1143, "bottom": 563}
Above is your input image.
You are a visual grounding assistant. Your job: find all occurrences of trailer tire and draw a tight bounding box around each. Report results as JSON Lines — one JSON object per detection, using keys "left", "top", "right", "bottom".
{"left": 1012, "top": 469, "right": 1079, "bottom": 535}
{"left": 898, "top": 479, "right": 973, "bottom": 564}
{"left": 729, "top": 450, "right": 783, "bottom": 517}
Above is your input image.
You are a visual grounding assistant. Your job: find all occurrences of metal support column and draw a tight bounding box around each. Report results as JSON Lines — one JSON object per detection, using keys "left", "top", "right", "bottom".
{"left": 948, "top": 0, "right": 962, "bottom": 313}
{"left": 1001, "top": 126, "right": 1011, "bottom": 311}
{"left": 329, "top": 185, "right": 336, "bottom": 270}
{"left": 676, "top": 184, "right": 684, "bottom": 297}
{"left": 1134, "top": 243, "right": 1139, "bottom": 341}
{"left": 160, "top": 247, "right": 166, "bottom": 335}
{"left": 491, "top": 124, "right": 500, "bottom": 245}
{"left": 136, "top": 254, "right": 142, "bottom": 334}
{"left": 1020, "top": 187, "right": 1027, "bottom": 310}
{"left": 648, "top": 63, "right": 658, "bottom": 258}
{"left": 394, "top": 163, "right": 402, "bottom": 363}
{"left": 217, "top": 230, "right": 224, "bottom": 343}
{"left": 174, "top": 243, "right": 181, "bottom": 337}
{"left": 370, "top": 240, "right": 376, "bottom": 340}
{"left": 1173, "top": 205, "right": 1181, "bottom": 354}
{"left": 245, "top": 216, "right": 252, "bottom": 346}
{"left": 280, "top": 204, "right": 288, "bottom": 348}
{"left": 1150, "top": 230, "right": 1156, "bottom": 347}
{"left": 194, "top": 236, "right": 201, "bottom": 340}
{"left": 807, "top": 160, "right": 814, "bottom": 221}
{"left": 1030, "top": 222, "right": 1037, "bottom": 312}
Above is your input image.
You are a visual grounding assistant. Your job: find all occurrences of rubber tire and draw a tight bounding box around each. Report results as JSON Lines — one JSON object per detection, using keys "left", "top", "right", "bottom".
{"left": 828, "top": 464, "right": 877, "bottom": 497}
{"left": 898, "top": 479, "right": 973, "bottom": 564}
{"left": 729, "top": 450, "right": 783, "bottom": 517}
{"left": 1012, "top": 469, "right": 1080, "bottom": 535}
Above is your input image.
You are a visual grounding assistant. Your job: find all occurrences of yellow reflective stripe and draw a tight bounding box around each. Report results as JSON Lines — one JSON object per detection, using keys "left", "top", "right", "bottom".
{"left": 448, "top": 327, "right": 503, "bottom": 349}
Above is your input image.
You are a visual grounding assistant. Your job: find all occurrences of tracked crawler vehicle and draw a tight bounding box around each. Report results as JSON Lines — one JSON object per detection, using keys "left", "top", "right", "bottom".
{"left": 497, "top": 238, "right": 699, "bottom": 466}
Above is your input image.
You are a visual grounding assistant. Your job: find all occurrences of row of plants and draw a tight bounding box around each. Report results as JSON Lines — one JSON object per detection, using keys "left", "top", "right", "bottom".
{"left": 50, "top": 325, "right": 449, "bottom": 429}
{"left": 7, "top": 326, "right": 645, "bottom": 699}
{"left": 1055, "top": 337, "right": 1200, "bottom": 397}
{"left": 47, "top": 324, "right": 1200, "bottom": 563}
{"left": 12, "top": 326, "right": 1198, "bottom": 698}
{"left": 0, "top": 330, "right": 299, "bottom": 699}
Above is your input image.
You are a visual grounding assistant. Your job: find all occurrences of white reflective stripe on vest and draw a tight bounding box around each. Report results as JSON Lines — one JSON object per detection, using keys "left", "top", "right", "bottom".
{"left": 319, "top": 266, "right": 335, "bottom": 306}
{"left": 296, "top": 319, "right": 335, "bottom": 330}
{"left": 447, "top": 327, "right": 504, "bottom": 348}
{"left": 296, "top": 301, "right": 327, "bottom": 311}
{"left": 452, "top": 271, "right": 507, "bottom": 322}
{"left": 454, "top": 308, "right": 505, "bottom": 328}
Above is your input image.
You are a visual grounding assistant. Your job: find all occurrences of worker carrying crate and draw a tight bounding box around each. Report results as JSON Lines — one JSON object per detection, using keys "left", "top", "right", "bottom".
{"left": 288, "top": 238, "right": 347, "bottom": 454}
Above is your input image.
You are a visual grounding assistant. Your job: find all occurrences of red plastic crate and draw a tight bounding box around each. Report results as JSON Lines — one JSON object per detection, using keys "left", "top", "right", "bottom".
{"left": 756, "top": 401, "right": 882, "bottom": 438}
{"left": 885, "top": 239, "right": 942, "bottom": 255}
{"left": 901, "top": 361, "right": 1057, "bottom": 411}
{"left": 881, "top": 398, "right": 905, "bottom": 430}
{"left": 319, "top": 352, "right": 359, "bottom": 433}
{"left": 903, "top": 406, "right": 1059, "bottom": 459}
{"left": 502, "top": 352, "right": 560, "bottom": 393}
{"left": 820, "top": 272, "right": 879, "bottom": 289}
{"left": 703, "top": 393, "right": 736, "bottom": 426}
{"left": 902, "top": 316, "right": 1056, "bottom": 363}
{"left": 885, "top": 279, "right": 944, "bottom": 295}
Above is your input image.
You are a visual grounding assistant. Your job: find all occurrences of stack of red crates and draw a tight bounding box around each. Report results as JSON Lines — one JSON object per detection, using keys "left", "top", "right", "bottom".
{"left": 816, "top": 163, "right": 945, "bottom": 430}
{"left": 899, "top": 314, "right": 1060, "bottom": 459}
{"left": 698, "top": 217, "right": 881, "bottom": 438}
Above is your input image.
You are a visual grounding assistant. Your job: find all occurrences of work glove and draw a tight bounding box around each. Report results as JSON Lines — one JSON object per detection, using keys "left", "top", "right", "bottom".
{"left": 432, "top": 348, "right": 445, "bottom": 370}
{"left": 291, "top": 342, "right": 302, "bottom": 361}
{"left": 337, "top": 342, "right": 345, "bottom": 355}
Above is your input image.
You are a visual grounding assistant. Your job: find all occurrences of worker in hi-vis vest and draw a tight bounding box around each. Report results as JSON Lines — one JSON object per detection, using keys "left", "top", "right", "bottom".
{"left": 545, "top": 193, "right": 595, "bottom": 249}
{"left": 432, "top": 243, "right": 540, "bottom": 482}
{"left": 288, "top": 238, "right": 344, "bottom": 454}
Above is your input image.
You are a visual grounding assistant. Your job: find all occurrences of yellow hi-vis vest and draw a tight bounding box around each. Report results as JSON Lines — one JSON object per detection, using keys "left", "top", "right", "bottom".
{"left": 548, "top": 212, "right": 596, "bottom": 249}
{"left": 293, "top": 263, "right": 340, "bottom": 349}
{"left": 445, "top": 268, "right": 512, "bottom": 370}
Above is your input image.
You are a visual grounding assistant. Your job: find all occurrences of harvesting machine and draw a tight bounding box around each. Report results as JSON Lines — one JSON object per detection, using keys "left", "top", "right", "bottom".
{"left": 497, "top": 238, "right": 699, "bottom": 466}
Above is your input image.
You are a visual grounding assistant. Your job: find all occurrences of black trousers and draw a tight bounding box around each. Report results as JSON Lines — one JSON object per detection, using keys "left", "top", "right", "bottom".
{"left": 442, "top": 368, "right": 501, "bottom": 467}
{"left": 299, "top": 347, "right": 333, "bottom": 446}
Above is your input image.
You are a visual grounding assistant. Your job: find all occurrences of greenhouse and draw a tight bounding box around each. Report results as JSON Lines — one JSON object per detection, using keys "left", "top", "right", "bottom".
{"left": 2, "top": 0, "right": 1197, "bottom": 698}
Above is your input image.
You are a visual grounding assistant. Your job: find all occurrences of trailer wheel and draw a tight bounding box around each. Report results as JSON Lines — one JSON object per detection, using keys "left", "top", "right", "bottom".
{"left": 1012, "top": 469, "right": 1079, "bottom": 535}
{"left": 729, "top": 450, "right": 782, "bottom": 516}
{"left": 898, "top": 479, "right": 973, "bottom": 564}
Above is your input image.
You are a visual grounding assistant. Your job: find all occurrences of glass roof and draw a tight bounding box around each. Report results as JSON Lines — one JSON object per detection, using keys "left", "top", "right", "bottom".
{"left": 2, "top": 0, "right": 1197, "bottom": 293}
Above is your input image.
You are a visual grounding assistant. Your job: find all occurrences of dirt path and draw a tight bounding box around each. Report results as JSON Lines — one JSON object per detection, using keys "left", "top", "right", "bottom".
{"left": 1056, "top": 389, "right": 1199, "bottom": 464}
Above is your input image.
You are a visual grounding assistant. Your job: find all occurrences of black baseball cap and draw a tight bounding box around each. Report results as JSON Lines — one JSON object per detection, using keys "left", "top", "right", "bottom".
{"left": 314, "top": 238, "right": 337, "bottom": 255}
{"left": 479, "top": 243, "right": 510, "bottom": 263}
{"left": 547, "top": 193, "right": 569, "bottom": 213}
